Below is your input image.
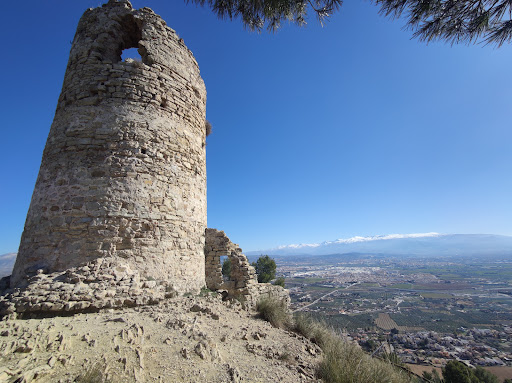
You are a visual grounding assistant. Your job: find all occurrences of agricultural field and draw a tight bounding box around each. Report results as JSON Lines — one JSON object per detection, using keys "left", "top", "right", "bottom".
{"left": 279, "top": 251, "right": 512, "bottom": 368}
{"left": 375, "top": 313, "right": 398, "bottom": 330}
{"left": 308, "top": 311, "right": 377, "bottom": 331}
{"left": 285, "top": 256, "right": 512, "bottom": 326}
{"left": 420, "top": 292, "right": 452, "bottom": 299}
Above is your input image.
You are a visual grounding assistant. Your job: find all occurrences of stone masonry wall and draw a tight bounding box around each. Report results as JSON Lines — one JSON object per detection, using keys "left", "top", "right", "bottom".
{"left": 205, "top": 229, "right": 290, "bottom": 309}
{"left": 1, "top": 257, "right": 177, "bottom": 317}
{"left": 11, "top": 0, "right": 207, "bottom": 293}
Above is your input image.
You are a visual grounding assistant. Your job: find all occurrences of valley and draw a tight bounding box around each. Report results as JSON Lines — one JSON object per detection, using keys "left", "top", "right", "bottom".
{"left": 274, "top": 252, "right": 512, "bottom": 377}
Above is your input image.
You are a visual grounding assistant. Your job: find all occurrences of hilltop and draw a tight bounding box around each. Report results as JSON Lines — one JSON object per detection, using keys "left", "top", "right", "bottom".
{"left": 0, "top": 293, "right": 320, "bottom": 382}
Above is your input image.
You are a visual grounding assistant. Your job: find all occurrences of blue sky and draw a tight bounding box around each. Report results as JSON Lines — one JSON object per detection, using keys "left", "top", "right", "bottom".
{"left": 1, "top": 1, "right": 511, "bottom": 254}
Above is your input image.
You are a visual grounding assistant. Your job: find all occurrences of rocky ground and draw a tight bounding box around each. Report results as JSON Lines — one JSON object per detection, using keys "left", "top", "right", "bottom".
{"left": 0, "top": 293, "right": 322, "bottom": 383}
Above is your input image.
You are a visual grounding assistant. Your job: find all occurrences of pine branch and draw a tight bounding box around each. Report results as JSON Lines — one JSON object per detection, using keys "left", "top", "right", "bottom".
{"left": 187, "top": 0, "right": 512, "bottom": 45}
{"left": 373, "top": 0, "right": 512, "bottom": 45}
{"left": 186, "top": 0, "right": 342, "bottom": 31}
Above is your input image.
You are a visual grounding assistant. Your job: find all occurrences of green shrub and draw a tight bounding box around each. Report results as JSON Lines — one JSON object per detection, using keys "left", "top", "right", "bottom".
{"left": 422, "top": 369, "right": 442, "bottom": 383}
{"left": 256, "top": 297, "right": 292, "bottom": 329}
{"left": 199, "top": 287, "right": 214, "bottom": 296}
{"left": 380, "top": 352, "right": 404, "bottom": 366}
{"left": 274, "top": 276, "right": 285, "bottom": 287}
{"left": 443, "top": 361, "right": 499, "bottom": 383}
{"left": 252, "top": 255, "right": 276, "bottom": 283}
{"left": 222, "top": 257, "right": 231, "bottom": 278}
{"left": 473, "top": 367, "right": 499, "bottom": 383}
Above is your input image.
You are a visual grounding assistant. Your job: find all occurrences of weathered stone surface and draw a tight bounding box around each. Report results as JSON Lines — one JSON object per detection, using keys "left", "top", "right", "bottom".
{"left": 11, "top": 0, "right": 207, "bottom": 293}
{"left": 0, "top": 257, "right": 179, "bottom": 317}
{"left": 205, "top": 229, "right": 290, "bottom": 309}
{"left": 2, "top": 1, "right": 288, "bottom": 318}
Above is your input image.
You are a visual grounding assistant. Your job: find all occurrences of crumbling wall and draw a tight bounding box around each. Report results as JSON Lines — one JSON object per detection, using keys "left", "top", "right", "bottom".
{"left": 205, "top": 229, "right": 290, "bottom": 309}
{"left": 1, "top": 257, "right": 177, "bottom": 317}
{"left": 11, "top": 0, "right": 207, "bottom": 294}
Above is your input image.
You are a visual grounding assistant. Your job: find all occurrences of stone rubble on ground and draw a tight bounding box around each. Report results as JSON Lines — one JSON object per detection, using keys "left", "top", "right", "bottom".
{"left": 0, "top": 257, "right": 177, "bottom": 317}
{"left": 1, "top": 229, "right": 290, "bottom": 317}
{"left": 0, "top": 294, "right": 322, "bottom": 382}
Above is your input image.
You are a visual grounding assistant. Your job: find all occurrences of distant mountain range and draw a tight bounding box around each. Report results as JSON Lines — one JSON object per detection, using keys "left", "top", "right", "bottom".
{"left": 0, "top": 253, "right": 16, "bottom": 278}
{"left": 2, "top": 234, "right": 511, "bottom": 278}
{"left": 247, "top": 233, "right": 512, "bottom": 258}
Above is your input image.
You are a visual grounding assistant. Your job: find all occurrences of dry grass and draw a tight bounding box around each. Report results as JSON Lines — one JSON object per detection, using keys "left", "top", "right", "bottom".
{"left": 256, "top": 297, "right": 292, "bottom": 329}
{"left": 293, "top": 314, "right": 414, "bottom": 383}
{"left": 319, "top": 339, "right": 413, "bottom": 383}
{"left": 77, "top": 363, "right": 118, "bottom": 383}
{"left": 293, "top": 313, "right": 332, "bottom": 348}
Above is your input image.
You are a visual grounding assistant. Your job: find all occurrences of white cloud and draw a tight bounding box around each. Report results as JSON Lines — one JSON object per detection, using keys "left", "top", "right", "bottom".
{"left": 277, "top": 243, "right": 320, "bottom": 249}
{"left": 277, "top": 232, "right": 442, "bottom": 250}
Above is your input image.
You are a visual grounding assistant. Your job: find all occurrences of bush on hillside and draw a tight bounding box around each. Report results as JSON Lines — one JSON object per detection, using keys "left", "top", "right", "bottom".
{"left": 251, "top": 255, "right": 276, "bottom": 283}
{"left": 422, "top": 369, "right": 442, "bottom": 383}
{"left": 256, "top": 297, "right": 292, "bottom": 329}
{"left": 443, "top": 360, "right": 499, "bottom": 383}
{"left": 380, "top": 352, "right": 404, "bottom": 366}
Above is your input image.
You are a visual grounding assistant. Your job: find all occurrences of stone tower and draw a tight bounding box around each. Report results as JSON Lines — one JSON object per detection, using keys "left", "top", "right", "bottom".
{"left": 11, "top": 0, "right": 207, "bottom": 293}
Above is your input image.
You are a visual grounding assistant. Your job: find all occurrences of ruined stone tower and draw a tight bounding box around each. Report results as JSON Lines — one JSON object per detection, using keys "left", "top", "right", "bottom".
{"left": 11, "top": 0, "right": 207, "bottom": 293}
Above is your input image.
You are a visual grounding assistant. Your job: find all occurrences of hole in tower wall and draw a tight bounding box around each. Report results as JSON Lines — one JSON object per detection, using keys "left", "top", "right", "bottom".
{"left": 121, "top": 47, "right": 142, "bottom": 62}
{"left": 114, "top": 14, "right": 145, "bottom": 64}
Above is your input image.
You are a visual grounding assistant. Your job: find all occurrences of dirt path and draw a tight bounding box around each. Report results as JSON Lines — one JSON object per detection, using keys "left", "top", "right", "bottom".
{"left": 294, "top": 289, "right": 339, "bottom": 313}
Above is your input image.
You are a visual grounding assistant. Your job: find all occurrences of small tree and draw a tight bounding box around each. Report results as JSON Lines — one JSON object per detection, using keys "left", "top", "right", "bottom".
{"left": 222, "top": 257, "right": 231, "bottom": 278}
{"left": 441, "top": 360, "right": 502, "bottom": 383}
{"left": 361, "top": 339, "right": 377, "bottom": 352}
{"left": 474, "top": 367, "right": 499, "bottom": 383}
{"left": 251, "top": 255, "right": 276, "bottom": 283}
{"left": 443, "top": 360, "right": 473, "bottom": 383}
{"left": 274, "top": 276, "right": 285, "bottom": 287}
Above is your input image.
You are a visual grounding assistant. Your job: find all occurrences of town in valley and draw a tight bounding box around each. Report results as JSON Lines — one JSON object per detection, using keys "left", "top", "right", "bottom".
{"left": 269, "top": 252, "right": 512, "bottom": 379}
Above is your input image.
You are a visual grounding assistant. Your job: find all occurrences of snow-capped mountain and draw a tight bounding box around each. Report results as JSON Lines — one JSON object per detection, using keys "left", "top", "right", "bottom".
{"left": 247, "top": 233, "right": 512, "bottom": 257}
